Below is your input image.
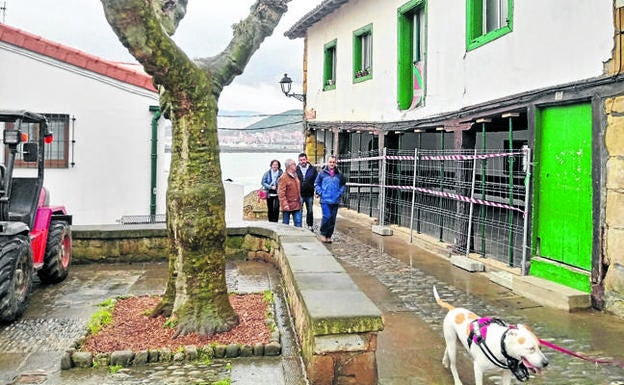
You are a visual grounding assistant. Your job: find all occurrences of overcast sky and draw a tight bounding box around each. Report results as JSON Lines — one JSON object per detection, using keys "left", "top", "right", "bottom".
{"left": 3, "top": 0, "right": 322, "bottom": 114}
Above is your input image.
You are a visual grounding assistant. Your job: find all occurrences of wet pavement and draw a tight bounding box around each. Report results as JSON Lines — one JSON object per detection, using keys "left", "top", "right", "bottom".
{"left": 1, "top": 211, "right": 624, "bottom": 384}
{"left": 331, "top": 213, "right": 624, "bottom": 385}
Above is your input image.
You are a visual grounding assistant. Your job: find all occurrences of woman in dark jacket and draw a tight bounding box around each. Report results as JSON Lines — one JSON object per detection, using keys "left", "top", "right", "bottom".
{"left": 314, "top": 155, "right": 346, "bottom": 243}
{"left": 261, "top": 159, "right": 283, "bottom": 222}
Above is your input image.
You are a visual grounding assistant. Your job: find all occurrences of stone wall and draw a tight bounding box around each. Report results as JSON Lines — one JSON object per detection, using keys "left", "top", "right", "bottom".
{"left": 72, "top": 224, "right": 168, "bottom": 263}
{"left": 227, "top": 225, "right": 383, "bottom": 385}
{"left": 604, "top": 96, "right": 624, "bottom": 317}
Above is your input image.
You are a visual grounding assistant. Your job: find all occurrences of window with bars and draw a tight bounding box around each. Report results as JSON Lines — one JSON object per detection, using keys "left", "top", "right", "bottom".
{"left": 466, "top": 0, "right": 513, "bottom": 51}
{"left": 353, "top": 24, "right": 373, "bottom": 83}
{"left": 13, "top": 113, "right": 70, "bottom": 168}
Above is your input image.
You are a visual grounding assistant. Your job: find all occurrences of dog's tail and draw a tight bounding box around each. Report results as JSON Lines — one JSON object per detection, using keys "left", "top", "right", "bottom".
{"left": 433, "top": 286, "right": 455, "bottom": 311}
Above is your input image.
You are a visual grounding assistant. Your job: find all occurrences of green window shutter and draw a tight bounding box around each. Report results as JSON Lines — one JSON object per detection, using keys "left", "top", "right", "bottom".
{"left": 323, "top": 40, "right": 337, "bottom": 91}
{"left": 353, "top": 34, "right": 362, "bottom": 78}
{"left": 397, "top": 12, "right": 413, "bottom": 110}
{"left": 466, "top": 0, "right": 513, "bottom": 51}
{"left": 353, "top": 24, "right": 373, "bottom": 83}
{"left": 466, "top": 0, "right": 483, "bottom": 46}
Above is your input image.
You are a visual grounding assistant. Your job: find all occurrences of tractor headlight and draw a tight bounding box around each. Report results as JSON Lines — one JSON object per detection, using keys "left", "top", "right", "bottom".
{"left": 3, "top": 130, "right": 22, "bottom": 145}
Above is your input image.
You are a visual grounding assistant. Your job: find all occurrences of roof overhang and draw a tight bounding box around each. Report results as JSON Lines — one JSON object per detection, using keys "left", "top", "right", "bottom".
{"left": 285, "top": 0, "right": 351, "bottom": 39}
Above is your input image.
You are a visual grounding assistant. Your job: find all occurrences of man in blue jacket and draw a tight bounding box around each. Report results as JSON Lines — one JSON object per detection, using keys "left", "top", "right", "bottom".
{"left": 314, "top": 155, "right": 346, "bottom": 243}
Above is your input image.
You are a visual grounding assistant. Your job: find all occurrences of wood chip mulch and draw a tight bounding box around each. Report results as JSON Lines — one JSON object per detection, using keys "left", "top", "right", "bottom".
{"left": 81, "top": 294, "right": 272, "bottom": 354}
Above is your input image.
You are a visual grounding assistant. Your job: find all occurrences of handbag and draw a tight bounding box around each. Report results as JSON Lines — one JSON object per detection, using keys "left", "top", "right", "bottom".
{"left": 258, "top": 188, "right": 268, "bottom": 200}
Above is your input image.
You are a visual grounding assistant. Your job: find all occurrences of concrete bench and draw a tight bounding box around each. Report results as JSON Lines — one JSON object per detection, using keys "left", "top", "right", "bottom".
{"left": 72, "top": 222, "right": 384, "bottom": 385}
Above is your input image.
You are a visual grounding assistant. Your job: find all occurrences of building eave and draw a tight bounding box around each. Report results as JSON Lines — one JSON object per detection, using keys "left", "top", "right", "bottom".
{"left": 285, "top": 0, "right": 351, "bottom": 39}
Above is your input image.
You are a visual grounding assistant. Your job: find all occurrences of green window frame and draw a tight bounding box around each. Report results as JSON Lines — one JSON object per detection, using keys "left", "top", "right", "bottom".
{"left": 353, "top": 24, "right": 373, "bottom": 83}
{"left": 466, "top": 0, "right": 513, "bottom": 51}
{"left": 323, "top": 39, "right": 337, "bottom": 91}
{"left": 397, "top": 0, "right": 426, "bottom": 110}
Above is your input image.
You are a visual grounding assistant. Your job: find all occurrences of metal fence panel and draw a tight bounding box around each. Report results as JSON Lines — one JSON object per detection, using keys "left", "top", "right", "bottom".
{"left": 338, "top": 147, "right": 531, "bottom": 271}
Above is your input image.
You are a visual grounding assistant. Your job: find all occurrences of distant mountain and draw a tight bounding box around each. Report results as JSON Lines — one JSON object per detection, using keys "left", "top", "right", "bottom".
{"left": 244, "top": 109, "right": 303, "bottom": 131}
{"left": 217, "top": 110, "right": 263, "bottom": 129}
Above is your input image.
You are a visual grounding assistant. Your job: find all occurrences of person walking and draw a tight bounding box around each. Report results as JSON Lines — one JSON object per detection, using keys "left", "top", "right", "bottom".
{"left": 261, "top": 159, "right": 283, "bottom": 222}
{"left": 278, "top": 158, "right": 303, "bottom": 227}
{"left": 314, "top": 155, "right": 346, "bottom": 243}
{"left": 296, "top": 152, "right": 318, "bottom": 231}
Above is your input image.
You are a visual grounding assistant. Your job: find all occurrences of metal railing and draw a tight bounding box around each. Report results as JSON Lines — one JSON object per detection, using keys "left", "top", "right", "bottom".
{"left": 339, "top": 147, "right": 532, "bottom": 272}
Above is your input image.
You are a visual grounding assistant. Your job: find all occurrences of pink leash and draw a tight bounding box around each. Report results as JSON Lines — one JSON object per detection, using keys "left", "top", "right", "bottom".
{"left": 539, "top": 339, "right": 624, "bottom": 368}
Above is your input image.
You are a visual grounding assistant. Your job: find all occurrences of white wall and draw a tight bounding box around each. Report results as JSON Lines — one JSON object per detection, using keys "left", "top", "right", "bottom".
{"left": 304, "top": 0, "right": 614, "bottom": 122}
{"left": 0, "top": 43, "right": 164, "bottom": 225}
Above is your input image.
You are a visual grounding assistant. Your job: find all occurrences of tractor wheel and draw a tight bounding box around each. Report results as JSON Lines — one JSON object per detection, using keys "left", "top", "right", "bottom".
{"left": 37, "top": 221, "right": 72, "bottom": 284}
{"left": 0, "top": 236, "right": 33, "bottom": 323}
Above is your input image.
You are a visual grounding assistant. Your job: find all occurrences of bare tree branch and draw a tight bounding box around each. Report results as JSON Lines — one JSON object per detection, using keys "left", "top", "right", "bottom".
{"left": 196, "top": 0, "right": 291, "bottom": 96}
{"left": 157, "top": 0, "right": 188, "bottom": 35}
{"left": 101, "top": 0, "right": 207, "bottom": 112}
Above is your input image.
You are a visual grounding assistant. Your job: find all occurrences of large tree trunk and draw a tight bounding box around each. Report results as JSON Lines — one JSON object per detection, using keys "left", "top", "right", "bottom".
{"left": 101, "top": 0, "right": 290, "bottom": 335}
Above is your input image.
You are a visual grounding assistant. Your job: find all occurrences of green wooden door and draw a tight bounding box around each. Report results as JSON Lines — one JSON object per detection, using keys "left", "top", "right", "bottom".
{"left": 533, "top": 103, "right": 592, "bottom": 277}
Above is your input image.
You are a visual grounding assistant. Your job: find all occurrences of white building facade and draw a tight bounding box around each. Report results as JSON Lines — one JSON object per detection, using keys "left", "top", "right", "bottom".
{"left": 0, "top": 24, "right": 169, "bottom": 225}
{"left": 297, "top": 0, "right": 613, "bottom": 123}
{"left": 287, "top": 0, "right": 624, "bottom": 316}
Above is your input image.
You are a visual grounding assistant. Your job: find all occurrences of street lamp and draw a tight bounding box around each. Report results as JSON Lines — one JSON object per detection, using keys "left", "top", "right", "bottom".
{"left": 279, "top": 73, "right": 306, "bottom": 103}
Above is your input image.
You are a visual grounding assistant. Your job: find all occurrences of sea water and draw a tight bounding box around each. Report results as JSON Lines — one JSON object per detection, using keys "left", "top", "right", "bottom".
{"left": 219, "top": 151, "right": 300, "bottom": 195}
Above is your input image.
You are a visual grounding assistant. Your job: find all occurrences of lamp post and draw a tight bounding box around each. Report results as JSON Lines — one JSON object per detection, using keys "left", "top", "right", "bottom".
{"left": 279, "top": 73, "right": 306, "bottom": 103}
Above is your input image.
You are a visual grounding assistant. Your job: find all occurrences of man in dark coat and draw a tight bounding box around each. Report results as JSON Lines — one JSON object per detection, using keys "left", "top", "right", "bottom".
{"left": 296, "top": 152, "right": 318, "bottom": 231}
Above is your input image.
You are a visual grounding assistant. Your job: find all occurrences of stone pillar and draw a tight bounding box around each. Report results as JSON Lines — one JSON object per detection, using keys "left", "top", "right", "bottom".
{"left": 603, "top": 96, "right": 624, "bottom": 317}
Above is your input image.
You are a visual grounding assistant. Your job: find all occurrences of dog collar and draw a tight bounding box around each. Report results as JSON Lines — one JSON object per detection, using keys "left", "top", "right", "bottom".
{"left": 501, "top": 328, "right": 530, "bottom": 382}
{"left": 468, "top": 318, "right": 530, "bottom": 382}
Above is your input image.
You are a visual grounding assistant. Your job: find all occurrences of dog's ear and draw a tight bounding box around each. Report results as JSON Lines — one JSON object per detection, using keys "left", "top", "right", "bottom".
{"left": 517, "top": 323, "right": 540, "bottom": 342}
{"left": 517, "top": 323, "right": 532, "bottom": 331}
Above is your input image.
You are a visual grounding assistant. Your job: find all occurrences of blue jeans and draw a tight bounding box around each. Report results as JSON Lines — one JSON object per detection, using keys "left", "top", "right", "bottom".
{"left": 319, "top": 203, "right": 339, "bottom": 238}
{"left": 282, "top": 210, "right": 302, "bottom": 227}
{"left": 300, "top": 196, "right": 314, "bottom": 227}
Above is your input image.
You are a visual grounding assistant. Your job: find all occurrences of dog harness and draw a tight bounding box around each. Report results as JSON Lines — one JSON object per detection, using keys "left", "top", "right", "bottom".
{"left": 467, "top": 317, "right": 530, "bottom": 382}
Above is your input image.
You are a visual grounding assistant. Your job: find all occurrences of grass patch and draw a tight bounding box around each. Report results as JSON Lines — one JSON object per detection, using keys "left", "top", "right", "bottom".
{"left": 86, "top": 298, "right": 116, "bottom": 335}
{"left": 109, "top": 364, "right": 123, "bottom": 374}
{"left": 163, "top": 318, "right": 178, "bottom": 329}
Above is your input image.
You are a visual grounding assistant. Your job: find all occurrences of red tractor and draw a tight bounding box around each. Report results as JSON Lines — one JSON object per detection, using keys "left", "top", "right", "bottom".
{"left": 0, "top": 110, "right": 72, "bottom": 323}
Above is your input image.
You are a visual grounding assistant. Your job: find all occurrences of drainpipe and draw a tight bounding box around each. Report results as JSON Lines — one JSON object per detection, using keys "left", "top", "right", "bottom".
{"left": 149, "top": 105, "right": 161, "bottom": 219}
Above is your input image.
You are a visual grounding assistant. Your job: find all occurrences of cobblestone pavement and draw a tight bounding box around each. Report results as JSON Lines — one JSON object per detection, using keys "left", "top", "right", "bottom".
{"left": 0, "top": 261, "right": 307, "bottom": 385}
{"left": 328, "top": 216, "right": 624, "bottom": 385}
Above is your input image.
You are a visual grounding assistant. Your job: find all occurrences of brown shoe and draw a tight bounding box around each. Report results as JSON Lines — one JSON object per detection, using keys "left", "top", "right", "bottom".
{"left": 319, "top": 235, "right": 329, "bottom": 243}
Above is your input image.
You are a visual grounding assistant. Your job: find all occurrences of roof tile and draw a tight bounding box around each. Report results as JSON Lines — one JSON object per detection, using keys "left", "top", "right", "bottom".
{"left": 0, "top": 24, "right": 157, "bottom": 93}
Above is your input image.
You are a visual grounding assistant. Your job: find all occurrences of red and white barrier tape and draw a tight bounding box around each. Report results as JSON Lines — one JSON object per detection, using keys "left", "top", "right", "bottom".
{"left": 346, "top": 182, "right": 525, "bottom": 215}
{"left": 337, "top": 150, "right": 526, "bottom": 163}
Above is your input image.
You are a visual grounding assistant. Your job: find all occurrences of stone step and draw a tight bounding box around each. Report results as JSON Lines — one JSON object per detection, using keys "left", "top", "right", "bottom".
{"left": 450, "top": 255, "right": 485, "bottom": 272}
{"left": 487, "top": 270, "right": 513, "bottom": 289}
{"left": 512, "top": 275, "right": 591, "bottom": 312}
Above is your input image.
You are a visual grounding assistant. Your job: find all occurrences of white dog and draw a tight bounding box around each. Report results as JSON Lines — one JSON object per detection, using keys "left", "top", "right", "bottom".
{"left": 433, "top": 286, "right": 548, "bottom": 385}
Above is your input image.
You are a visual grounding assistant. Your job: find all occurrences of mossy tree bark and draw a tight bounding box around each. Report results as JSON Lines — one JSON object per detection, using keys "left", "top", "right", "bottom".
{"left": 101, "top": 0, "right": 291, "bottom": 335}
